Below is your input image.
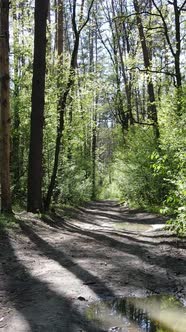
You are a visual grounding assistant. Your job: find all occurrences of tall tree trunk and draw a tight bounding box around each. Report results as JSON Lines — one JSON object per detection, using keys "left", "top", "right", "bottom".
{"left": 0, "top": 0, "right": 12, "bottom": 213}
{"left": 133, "top": 0, "right": 159, "bottom": 138}
{"left": 173, "top": 0, "right": 181, "bottom": 88}
{"left": 91, "top": 117, "right": 96, "bottom": 200}
{"left": 89, "top": 17, "right": 97, "bottom": 200}
{"left": 173, "top": 0, "right": 182, "bottom": 114}
{"left": 27, "top": 0, "right": 49, "bottom": 212}
{"left": 152, "top": 0, "right": 183, "bottom": 113}
{"left": 111, "top": 0, "right": 133, "bottom": 127}
{"left": 44, "top": 0, "right": 95, "bottom": 210}
{"left": 57, "top": 0, "right": 64, "bottom": 59}
{"left": 12, "top": 1, "right": 21, "bottom": 196}
{"left": 44, "top": 40, "right": 78, "bottom": 211}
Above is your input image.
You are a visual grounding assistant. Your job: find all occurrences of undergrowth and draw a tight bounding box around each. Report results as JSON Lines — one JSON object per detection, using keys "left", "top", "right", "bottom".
{"left": 0, "top": 214, "right": 18, "bottom": 232}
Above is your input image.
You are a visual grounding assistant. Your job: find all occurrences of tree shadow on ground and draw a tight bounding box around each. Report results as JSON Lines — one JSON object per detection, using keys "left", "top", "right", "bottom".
{"left": 78, "top": 201, "right": 167, "bottom": 224}
{"left": 18, "top": 221, "right": 114, "bottom": 297}
{"left": 41, "top": 216, "right": 186, "bottom": 277}
{"left": 82, "top": 200, "right": 119, "bottom": 209}
{"left": 1, "top": 211, "right": 185, "bottom": 331}
{"left": 63, "top": 223, "right": 186, "bottom": 274}
{"left": 77, "top": 207, "right": 166, "bottom": 225}
{"left": 0, "top": 231, "right": 107, "bottom": 332}
{"left": 41, "top": 212, "right": 186, "bottom": 250}
{"left": 18, "top": 221, "right": 184, "bottom": 295}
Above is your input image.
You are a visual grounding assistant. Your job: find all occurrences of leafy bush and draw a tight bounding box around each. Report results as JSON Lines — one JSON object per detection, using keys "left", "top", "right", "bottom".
{"left": 166, "top": 211, "right": 186, "bottom": 237}
{"left": 156, "top": 90, "right": 186, "bottom": 235}
{"left": 113, "top": 126, "right": 166, "bottom": 207}
{"left": 55, "top": 161, "right": 92, "bottom": 205}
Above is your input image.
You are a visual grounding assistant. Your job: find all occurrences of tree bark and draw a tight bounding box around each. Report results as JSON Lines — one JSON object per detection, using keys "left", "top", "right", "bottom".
{"left": 12, "top": 1, "right": 21, "bottom": 196}
{"left": 111, "top": 0, "right": 133, "bottom": 128}
{"left": 89, "top": 16, "right": 97, "bottom": 200}
{"left": 152, "top": 0, "right": 182, "bottom": 89}
{"left": 173, "top": 0, "right": 181, "bottom": 88}
{"left": 0, "top": 0, "right": 12, "bottom": 213}
{"left": 27, "top": 0, "right": 49, "bottom": 212}
{"left": 133, "top": 0, "right": 159, "bottom": 138}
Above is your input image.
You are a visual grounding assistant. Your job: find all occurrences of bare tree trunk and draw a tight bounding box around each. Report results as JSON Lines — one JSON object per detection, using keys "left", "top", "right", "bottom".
{"left": 12, "top": 1, "right": 21, "bottom": 196}
{"left": 174, "top": 0, "right": 181, "bottom": 88}
{"left": 57, "top": 0, "right": 64, "bottom": 59}
{"left": 0, "top": 0, "right": 12, "bottom": 213}
{"left": 152, "top": 0, "right": 182, "bottom": 89}
{"left": 133, "top": 0, "right": 159, "bottom": 138}
{"left": 92, "top": 117, "right": 96, "bottom": 200}
{"left": 89, "top": 16, "right": 97, "bottom": 200}
{"left": 152, "top": 0, "right": 183, "bottom": 113}
{"left": 111, "top": 0, "right": 133, "bottom": 127}
{"left": 27, "top": 0, "right": 49, "bottom": 212}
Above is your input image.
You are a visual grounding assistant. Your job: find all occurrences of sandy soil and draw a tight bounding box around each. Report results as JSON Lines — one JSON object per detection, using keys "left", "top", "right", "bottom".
{"left": 0, "top": 200, "right": 186, "bottom": 331}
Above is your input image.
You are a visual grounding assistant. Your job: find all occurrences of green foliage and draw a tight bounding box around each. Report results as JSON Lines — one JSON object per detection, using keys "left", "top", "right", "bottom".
{"left": 0, "top": 214, "right": 18, "bottom": 231}
{"left": 7, "top": 0, "right": 186, "bottom": 238}
{"left": 112, "top": 126, "right": 165, "bottom": 207}
{"left": 57, "top": 162, "right": 92, "bottom": 205}
{"left": 10, "top": 1, "right": 34, "bottom": 200}
{"left": 102, "top": 89, "right": 186, "bottom": 236}
{"left": 154, "top": 90, "right": 186, "bottom": 235}
{"left": 166, "top": 212, "right": 186, "bottom": 237}
{"left": 99, "top": 173, "right": 121, "bottom": 200}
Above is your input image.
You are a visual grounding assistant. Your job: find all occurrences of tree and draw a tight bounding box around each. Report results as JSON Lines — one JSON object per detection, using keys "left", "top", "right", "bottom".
{"left": 152, "top": 0, "right": 186, "bottom": 114}
{"left": 0, "top": 0, "right": 12, "bottom": 213}
{"left": 44, "top": 0, "right": 95, "bottom": 210}
{"left": 152, "top": 0, "right": 185, "bottom": 89}
{"left": 133, "top": 0, "right": 159, "bottom": 138}
{"left": 27, "top": 0, "right": 49, "bottom": 212}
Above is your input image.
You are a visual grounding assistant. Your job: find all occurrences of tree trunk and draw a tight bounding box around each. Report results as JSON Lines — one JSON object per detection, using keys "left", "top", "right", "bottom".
{"left": 173, "top": 0, "right": 182, "bottom": 114}
{"left": 27, "top": 0, "right": 49, "bottom": 212}
{"left": 152, "top": 0, "right": 183, "bottom": 113}
{"left": 44, "top": 60, "right": 77, "bottom": 211}
{"left": 12, "top": 1, "right": 21, "bottom": 196}
{"left": 89, "top": 18, "right": 97, "bottom": 200}
{"left": 0, "top": 0, "right": 12, "bottom": 213}
{"left": 133, "top": 0, "right": 159, "bottom": 138}
{"left": 111, "top": 0, "right": 133, "bottom": 127}
{"left": 44, "top": 0, "right": 95, "bottom": 210}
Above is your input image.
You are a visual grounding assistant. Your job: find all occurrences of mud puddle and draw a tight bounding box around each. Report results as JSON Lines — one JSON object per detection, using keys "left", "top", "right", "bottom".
{"left": 86, "top": 295, "right": 186, "bottom": 332}
{"left": 113, "top": 222, "right": 151, "bottom": 232}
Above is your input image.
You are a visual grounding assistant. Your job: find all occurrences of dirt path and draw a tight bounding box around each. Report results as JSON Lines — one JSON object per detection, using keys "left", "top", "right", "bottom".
{"left": 0, "top": 200, "right": 186, "bottom": 331}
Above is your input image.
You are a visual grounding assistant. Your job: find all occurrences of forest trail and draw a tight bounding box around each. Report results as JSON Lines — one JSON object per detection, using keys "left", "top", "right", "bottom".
{"left": 0, "top": 200, "right": 186, "bottom": 331}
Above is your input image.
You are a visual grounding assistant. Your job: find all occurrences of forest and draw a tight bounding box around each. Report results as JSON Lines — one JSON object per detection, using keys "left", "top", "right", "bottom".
{"left": 0, "top": 0, "right": 186, "bottom": 235}
{"left": 0, "top": 1, "right": 186, "bottom": 331}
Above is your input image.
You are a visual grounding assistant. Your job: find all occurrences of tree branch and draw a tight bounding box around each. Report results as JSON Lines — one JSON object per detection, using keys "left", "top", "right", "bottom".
{"left": 79, "top": 0, "right": 85, "bottom": 24}
{"left": 72, "top": 0, "right": 78, "bottom": 36}
{"left": 78, "top": 0, "right": 95, "bottom": 33}
{"left": 180, "top": 0, "right": 186, "bottom": 11}
{"left": 113, "top": 11, "right": 161, "bottom": 22}
{"left": 95, "top": 21, "right": 115, "bottom": 65}
{"left": 152, "top": 0, "right": 175, "bottom": 57}
{"left": 128, "top": 66, "right": 176, "bottom": 77}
